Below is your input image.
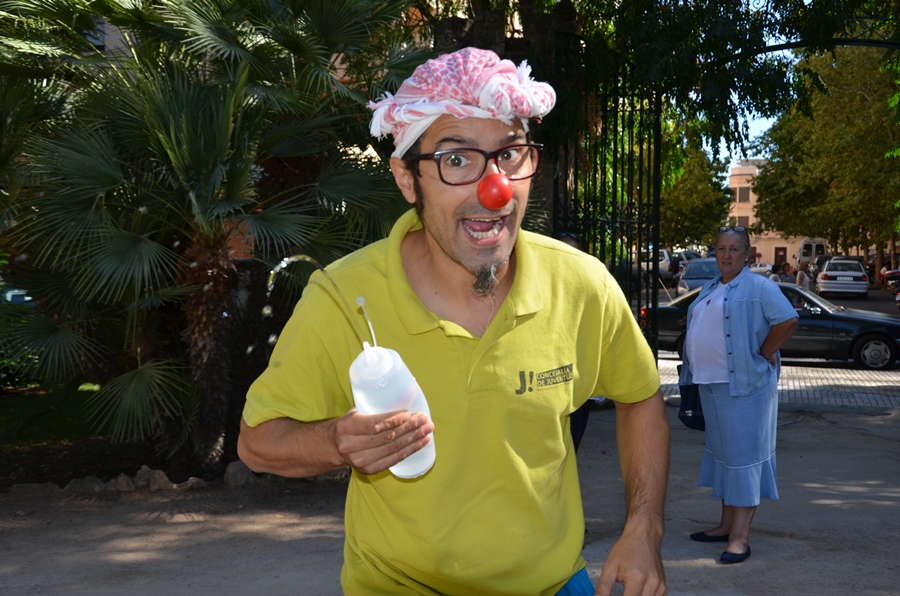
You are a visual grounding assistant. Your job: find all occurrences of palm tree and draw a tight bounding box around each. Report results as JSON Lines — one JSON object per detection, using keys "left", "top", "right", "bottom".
{"left": 0, "top": 0, "right": 427, "bottom": 478}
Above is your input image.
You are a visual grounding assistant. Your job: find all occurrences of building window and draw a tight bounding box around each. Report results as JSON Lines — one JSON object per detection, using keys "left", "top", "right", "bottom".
{"left": 737, "top": 216, "right": 750, "bottom": 228}
{"left": 737, "top": 187, "right": 750, "bottom": 203}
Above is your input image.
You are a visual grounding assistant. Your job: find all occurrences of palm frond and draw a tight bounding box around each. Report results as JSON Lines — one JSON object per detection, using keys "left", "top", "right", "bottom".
{"left": 78, "top": 229, "right": 180, "bottom": 304}
{"left": 11, "top": 189, "right": 114, "bottom": 271}
{"left": 6, "top": 265, "right": 98, "bottom": 322}
{"left": 96, "top": 0, "right": 183, "bottom": 44}
{"left": 0, "top": 0, "right": 100, "bottom": 31}
{"left": 135, "top": 61, "right": 261, "bottom": 227}
{"left": 241, "top": 202, "right": 328, "bottom": 258}
{"left": 313, "top": 151, "right": 403, "bottom": 211}
{"left": 0, "top": 304, "right": 105, "bottom": 383}
{"left": 161, "top": 0, "right": 259, "bottom": 66}
{"left": 301, "top": 0, "right": 369, "bottom": 51}
{"left": 0, "top": 76, "right": 67, "bottom": 170}
{"left": 0, "top": 1, "right": 103, "bottom": 57}
{"left": 127, "top": 284, "right": 198, "bottom": 311}
{"left": 85, "top": 358, "right": 191, "bottom": 442}
{"left": 25, "top": 124, "right": 125, "bottom": 197}
{"left": 260, "top": 114, "right": 340, "bottom": 157}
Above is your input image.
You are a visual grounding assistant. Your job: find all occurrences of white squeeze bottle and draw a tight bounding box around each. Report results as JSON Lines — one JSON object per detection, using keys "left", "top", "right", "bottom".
{"left": 348, "top": 299, "right": 435, "bottom": 479}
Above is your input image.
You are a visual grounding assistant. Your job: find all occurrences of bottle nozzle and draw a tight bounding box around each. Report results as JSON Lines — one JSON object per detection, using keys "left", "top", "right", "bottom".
{"left": 362, "top": 341, "right": 374, "bottom": 364}
{"left": 357, "top": 296, "right": 378, "bottom": 347}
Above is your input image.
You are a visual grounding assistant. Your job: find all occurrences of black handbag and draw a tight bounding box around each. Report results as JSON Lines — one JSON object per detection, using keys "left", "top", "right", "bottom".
{"left": 676, "top": 364, "right": 705, "bottom": 431}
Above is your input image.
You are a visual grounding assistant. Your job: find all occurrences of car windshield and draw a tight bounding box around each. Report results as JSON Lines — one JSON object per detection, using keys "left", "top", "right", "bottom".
{"left": 667, "top": 286, "right": 702, "bottom": 305}
{"left": 683, "top": 261, "right": 719, "bottom": 278}
{"left": 826, "top": 261, "right": 864, "bottom": 273}
{"left": 792, "top": 286, "right": 845, "bottom": 312}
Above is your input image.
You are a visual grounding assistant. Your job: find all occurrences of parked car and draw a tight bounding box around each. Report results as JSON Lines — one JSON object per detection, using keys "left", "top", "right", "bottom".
{"left": 810, "top": 255, "right": 833, "bottom": 279}
{"left": 816, "top": 258, "right": 869, "bottom": 300}
{"left": 867, "top": 253, "right": 896, "bottom": 281}
{"left": 670, "top": 250, "right": 702, "bottom": 277}
{"left": 0, "top": 287, "right": 33, "bottom": 306}
{"left": 676, "top": 258, "right": 719, "bottom": 296}
{"left": 640, "top": 248, "right": 675, "bottom": 287}
{"left": 885, "top": 268, "right": 900, "bottom": 291}
{"left": 884, "top": 269, "right": 900, "bottom": 310}
{"left": 0, "top": 286, "right": 36, "bottom": 388}
{"left": 749, "top": 262, "right": 774, "bottom": 276}
{"left": 645, "top": 285, "right": 900, "bottom": 370}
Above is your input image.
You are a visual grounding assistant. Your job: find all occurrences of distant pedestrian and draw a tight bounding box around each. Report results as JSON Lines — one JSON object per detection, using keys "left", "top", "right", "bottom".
{"left": 769, "top": 263, "right": 782, "bottom": 282}
{"left": 796, "top": 261, "right": 811, "bottom": 290}
{"left": 781, "top": 262, "right": 796, "bottom": 284}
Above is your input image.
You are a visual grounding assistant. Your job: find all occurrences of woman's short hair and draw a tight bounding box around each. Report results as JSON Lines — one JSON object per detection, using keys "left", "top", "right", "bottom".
{"left": 716, "top": 228, "right": 751, "bottom": 253}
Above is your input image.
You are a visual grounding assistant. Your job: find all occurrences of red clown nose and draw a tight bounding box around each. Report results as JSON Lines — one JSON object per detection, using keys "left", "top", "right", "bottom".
{"left": 477, "top": 173, "right": 513, "bottom": 210}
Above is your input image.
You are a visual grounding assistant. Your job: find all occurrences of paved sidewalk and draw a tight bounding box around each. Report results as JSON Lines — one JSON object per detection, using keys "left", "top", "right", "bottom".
{"left": 657, "top": 354, "right": 900, "bottom": 408}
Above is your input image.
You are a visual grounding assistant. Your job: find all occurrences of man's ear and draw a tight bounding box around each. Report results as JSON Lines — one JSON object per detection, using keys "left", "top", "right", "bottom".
{"left": 390, "top": 157, "right": 417, "bottom": 206}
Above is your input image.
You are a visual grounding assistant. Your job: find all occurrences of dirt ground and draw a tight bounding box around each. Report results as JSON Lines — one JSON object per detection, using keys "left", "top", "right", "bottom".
{"left": 1, "top": 402, "right": 899, "bottom": 596}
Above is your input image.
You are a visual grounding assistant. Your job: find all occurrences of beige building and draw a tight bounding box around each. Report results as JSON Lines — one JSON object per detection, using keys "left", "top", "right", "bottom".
{"left": 728, "top": 159, "right": 806, "bottom": 268}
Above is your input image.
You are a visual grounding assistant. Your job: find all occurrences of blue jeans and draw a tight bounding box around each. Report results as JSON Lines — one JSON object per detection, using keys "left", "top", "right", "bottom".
{"left": 556, "top": 568, "right": 594, "bottom": 596}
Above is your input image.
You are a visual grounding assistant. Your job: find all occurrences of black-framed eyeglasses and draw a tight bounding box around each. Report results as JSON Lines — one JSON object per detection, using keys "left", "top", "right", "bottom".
{"left": 405, "top": 143, "right": 544, "bottom": 186}
{"left": 719, "top": 226, "right": 747, "bottom": 233}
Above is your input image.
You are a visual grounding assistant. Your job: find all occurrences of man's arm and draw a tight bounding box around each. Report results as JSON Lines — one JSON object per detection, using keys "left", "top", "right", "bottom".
{"left": 596, "top": 389, "right": 669, "bottom": 596}
{"left": 237, "top": 409, "right": 434, "bottom": 478}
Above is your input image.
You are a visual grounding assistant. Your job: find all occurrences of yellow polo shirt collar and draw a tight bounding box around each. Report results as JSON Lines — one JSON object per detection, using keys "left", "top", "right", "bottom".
{"left": 386, "top": 209, "right": 544, "bottom": 338}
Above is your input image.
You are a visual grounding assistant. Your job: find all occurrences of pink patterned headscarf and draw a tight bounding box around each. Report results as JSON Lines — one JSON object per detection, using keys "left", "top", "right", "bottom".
{"left": 368, "top": 47, "right": 556, "bottom": 158}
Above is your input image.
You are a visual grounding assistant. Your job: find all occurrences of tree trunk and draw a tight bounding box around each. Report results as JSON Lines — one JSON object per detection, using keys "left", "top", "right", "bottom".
{"left": 182, "top": 242, "right": 237, "bottom": 479}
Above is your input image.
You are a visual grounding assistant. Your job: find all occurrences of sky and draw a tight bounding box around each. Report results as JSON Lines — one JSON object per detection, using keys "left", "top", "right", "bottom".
{"left": 726, "top": 116, "right": 775, "bottom": 169}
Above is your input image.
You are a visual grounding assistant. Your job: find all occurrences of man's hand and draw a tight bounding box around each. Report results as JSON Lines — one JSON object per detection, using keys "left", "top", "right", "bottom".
{"left": 238, "top": 410, "right": 434, "bottom": 479}
{"left": 595, "top": 530, "right": 666, "bottom": 596}
{"left": 333, "top": 408, "right": 434, "bottom": 475}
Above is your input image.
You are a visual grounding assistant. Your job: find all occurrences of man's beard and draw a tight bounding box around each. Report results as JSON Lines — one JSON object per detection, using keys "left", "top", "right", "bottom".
{"left": 414, "top": 176, "right": 509, "bottom": 297}
{"left": 472, "top": 265, "right": 500, "bottom": 297}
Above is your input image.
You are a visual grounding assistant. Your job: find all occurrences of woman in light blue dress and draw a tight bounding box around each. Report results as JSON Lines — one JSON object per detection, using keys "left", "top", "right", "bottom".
{"left": 679, "top": 227, "right": 799, "bottom": 564}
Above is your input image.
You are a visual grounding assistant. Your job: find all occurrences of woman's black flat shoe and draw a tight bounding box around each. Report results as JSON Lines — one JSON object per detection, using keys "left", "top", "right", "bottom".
{"left": 720, "top": 547, "right": 751, "bottom": 564}
{"left": 690, "top": 532, "right": 729, "bottom": 543}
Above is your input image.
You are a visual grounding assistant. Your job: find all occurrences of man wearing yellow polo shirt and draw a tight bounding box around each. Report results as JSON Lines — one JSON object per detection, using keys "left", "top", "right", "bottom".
{"left": 238, "top": 48, "right": 669, "bottom": 596}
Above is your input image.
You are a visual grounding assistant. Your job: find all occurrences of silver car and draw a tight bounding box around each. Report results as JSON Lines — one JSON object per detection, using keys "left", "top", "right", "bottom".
{"left": 676, "top": 258, "right": 719, "bottom": 296}
{"left": 816, "top": 258, "right": 869, "bottom": 300}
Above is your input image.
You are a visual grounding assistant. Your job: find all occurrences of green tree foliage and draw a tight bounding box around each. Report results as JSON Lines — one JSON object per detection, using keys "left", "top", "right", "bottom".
{"left": 422, "top": 1, "right": 883, "bottom": 151}
{"left": 659, "top": 136, "right": 732, "bottom": 250}
{"left": 752, "top": 45, "right": 900, "bottom": 256}
{"left": 0, "top": 0, "right": 426, "bottom": 477}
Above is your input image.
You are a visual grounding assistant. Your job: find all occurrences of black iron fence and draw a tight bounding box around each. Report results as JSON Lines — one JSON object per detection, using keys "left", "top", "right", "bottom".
{"left": 549, "top": 32, "right": 662, "bottom": 354}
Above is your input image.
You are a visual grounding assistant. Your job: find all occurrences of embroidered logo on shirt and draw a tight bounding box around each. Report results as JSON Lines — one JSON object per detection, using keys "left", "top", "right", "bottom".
{"left": 515, "top": 364, "right": 574, "bottom": 394}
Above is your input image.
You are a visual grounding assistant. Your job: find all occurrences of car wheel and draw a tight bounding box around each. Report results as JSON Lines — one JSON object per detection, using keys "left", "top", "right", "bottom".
{"left": 852, "top": 335, "right": 898, "bottom": 371}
